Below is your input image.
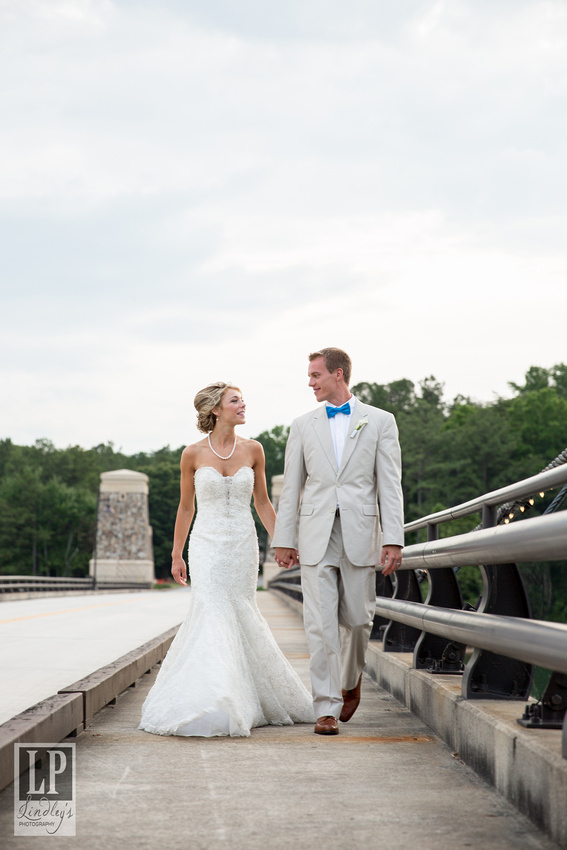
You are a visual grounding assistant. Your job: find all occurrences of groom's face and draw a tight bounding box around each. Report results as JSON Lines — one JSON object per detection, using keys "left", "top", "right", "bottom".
{"left": 308, "top": 357, "right": 338, "bottom": 403}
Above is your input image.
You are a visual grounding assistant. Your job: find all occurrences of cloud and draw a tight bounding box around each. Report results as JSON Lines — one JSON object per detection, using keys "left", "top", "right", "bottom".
{"left": 1, "top": 0, "right": 566, "bottom": 451}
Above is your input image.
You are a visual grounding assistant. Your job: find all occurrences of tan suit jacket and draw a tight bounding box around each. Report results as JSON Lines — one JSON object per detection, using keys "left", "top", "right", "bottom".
{"left": 272, "top": 399, "right": 404, "bottom": 566}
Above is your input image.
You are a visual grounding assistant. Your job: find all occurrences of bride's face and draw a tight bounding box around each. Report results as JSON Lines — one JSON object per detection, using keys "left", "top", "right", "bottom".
{"left": 215, "top": 389, "right": 246, "bottom": 426}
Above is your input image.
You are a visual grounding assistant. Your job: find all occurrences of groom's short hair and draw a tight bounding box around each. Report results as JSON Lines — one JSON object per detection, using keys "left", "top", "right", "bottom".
{"left": 309, "top": 348, "right": 352, "bottom": 386}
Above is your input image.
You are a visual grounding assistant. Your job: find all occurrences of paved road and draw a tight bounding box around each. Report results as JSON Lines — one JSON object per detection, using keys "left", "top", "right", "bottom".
{"left": 0, "top": 589, "right": 190, "bottom": 724}
{"left": 0, "top": 592, "right": 559, "bottom": 849}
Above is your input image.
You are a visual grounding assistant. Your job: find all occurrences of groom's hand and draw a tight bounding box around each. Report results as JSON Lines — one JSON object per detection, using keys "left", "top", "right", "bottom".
{"left": 380, "top": 545, "right": 403, "bottom": 576}
{"left": 274, "top": 547, "right": 299, "bottom": 570}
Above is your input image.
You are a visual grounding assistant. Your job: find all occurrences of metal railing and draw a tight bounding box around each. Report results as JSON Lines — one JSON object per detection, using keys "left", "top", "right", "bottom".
{"left": 269, "top": 462, "right": 567, "bottom": 756}
{"left": 399, "top": 510, "right": 567, "bottom": 569}
{"left": 404, "top": 462, "right": 567, "bottom": 532}
{"left": 373, "top": 598, "right": 567, "bottom": 676}
{"left": 0, "top": 575, "right": 153, "bottom": 594}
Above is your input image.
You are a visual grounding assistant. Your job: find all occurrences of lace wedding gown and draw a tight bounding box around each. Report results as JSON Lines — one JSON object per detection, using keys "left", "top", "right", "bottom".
{"left": 139, "top": 466, "right": 315, "bottom": 737}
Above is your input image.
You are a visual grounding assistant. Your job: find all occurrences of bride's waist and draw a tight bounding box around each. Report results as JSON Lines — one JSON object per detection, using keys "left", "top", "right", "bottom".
{"left": 192, "top": 512, "right": 256, "bottom": 528}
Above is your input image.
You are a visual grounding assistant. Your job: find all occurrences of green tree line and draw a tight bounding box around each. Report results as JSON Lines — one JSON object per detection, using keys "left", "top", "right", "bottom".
{"left": 0, "top": 364, "right": 565, "bottom": 618}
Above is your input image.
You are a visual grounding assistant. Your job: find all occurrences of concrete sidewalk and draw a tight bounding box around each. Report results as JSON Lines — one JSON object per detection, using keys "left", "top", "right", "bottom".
{"left": 0, "top": 592, "right": 559, "bottom": 849}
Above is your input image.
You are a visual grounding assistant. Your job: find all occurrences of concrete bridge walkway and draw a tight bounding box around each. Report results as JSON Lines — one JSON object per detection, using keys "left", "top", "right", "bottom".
{"left": 0, "top": 592, "right": 559, "bottom": 849}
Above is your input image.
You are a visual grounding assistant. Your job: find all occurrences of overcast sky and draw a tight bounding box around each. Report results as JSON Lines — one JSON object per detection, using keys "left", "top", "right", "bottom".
{"left": 1, "top": 0, "right": 566, "bottom": 454}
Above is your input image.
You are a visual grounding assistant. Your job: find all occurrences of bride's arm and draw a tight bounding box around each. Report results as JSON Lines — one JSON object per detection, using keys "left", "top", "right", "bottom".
{"left": 171, "top": 446, "right": 196, "bottom": 586}
{"left": 251, "top": 441, "right": 276, "bottom": 539}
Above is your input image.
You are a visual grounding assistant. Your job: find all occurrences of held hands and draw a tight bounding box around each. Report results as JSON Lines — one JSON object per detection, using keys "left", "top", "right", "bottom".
{"left": 171, "top": 555, "right": 188, "bottom": 586}
{"left": 380, "top": 545, "right": 403, "bottom": 577}
{"left": 274, "top": 547, "right": 299, "bottom": 570}
{"left": 274, "top": 545, "right": 402, "bottom": 573}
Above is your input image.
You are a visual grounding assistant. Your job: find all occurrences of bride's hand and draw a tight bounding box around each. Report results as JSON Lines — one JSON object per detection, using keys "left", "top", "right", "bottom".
{"left": 274, "top": 547, "right": 299, "bottom": 570}
{"left": 171, "top": 556, "right": 188, "bottom": 586}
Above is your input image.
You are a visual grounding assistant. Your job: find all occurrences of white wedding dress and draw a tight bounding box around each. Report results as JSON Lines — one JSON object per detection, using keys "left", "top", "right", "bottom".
{"left": 139, "top": 466, "right": 315, "bottom": 737}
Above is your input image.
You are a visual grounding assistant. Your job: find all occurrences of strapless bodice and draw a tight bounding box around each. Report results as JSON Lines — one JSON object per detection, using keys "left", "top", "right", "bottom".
{"left": 194, "top": 466, "right": 254, "bottom": 519}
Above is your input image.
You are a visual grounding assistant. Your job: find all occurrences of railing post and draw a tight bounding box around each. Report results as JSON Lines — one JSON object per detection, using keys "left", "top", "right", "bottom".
{"left": 413, "top": 523, "right": 465, "bottom": 673}
{"left": 382, "top": 570, "right": 422, "bottom": 653}
{"left": 482, "top": 504, "right": 496, "bottom": 528}
{"left": 462, "top": 506, "right": 533, "bottom": 700}
{"left": 371, "top": 571, "right": 394, "bottom": 640}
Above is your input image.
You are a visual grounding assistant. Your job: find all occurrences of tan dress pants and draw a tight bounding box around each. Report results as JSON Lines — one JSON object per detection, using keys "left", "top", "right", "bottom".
{"left": 300, "top": 516, "right": 376, "bottom": 719}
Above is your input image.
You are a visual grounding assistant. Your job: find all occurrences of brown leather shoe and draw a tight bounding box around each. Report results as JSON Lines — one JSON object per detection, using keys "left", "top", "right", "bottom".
{"left": 314, "top": 716, "right": 339, "bottom": 735}
{"left": 339, "top": 674, "right": 362, "bottom": 722}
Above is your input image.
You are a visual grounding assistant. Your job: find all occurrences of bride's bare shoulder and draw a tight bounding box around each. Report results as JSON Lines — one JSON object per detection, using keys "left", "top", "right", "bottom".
{"left": 180, "top": 440, "right": 208, "bottom": 468}
{"left": 244, "top": 439, "right": 266, "bottom": 461}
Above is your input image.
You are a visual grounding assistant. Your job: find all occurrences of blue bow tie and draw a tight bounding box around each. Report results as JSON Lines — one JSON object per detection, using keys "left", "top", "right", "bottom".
{"left": 326, "top": 402, "right": 351, "bottom": 418}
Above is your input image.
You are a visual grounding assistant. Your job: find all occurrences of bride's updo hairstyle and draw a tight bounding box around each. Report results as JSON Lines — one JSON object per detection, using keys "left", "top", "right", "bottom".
{"left": 194, "top": 382, "right": 241, "bottom": 434}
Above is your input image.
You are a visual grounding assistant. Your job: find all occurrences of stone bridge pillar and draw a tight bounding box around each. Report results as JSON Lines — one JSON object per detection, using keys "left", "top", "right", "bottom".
{"left": 89, "top": 469, "right": 155, "bottom": 585}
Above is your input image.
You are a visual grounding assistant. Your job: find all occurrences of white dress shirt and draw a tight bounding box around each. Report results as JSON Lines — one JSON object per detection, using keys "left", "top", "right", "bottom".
{"left": 326, "top": 395, "right": 355, "bottom": 468}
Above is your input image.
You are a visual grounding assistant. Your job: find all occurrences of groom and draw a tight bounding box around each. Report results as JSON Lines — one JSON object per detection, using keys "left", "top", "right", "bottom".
{"left": 272, "top": 348, "right": 404, "bottom": 735}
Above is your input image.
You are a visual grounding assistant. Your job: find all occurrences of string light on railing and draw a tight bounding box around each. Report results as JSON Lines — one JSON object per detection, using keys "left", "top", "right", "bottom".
{"left": 488, "top": 449, "right": 567, "bottom": 531}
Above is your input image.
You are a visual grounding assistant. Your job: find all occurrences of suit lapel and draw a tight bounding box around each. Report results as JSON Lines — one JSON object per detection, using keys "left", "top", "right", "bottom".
{"left": 338, "top": 398, "right": 367, "bottom": 476}
{"left": 313, "top": 409, "right": 338, "bottom": 473}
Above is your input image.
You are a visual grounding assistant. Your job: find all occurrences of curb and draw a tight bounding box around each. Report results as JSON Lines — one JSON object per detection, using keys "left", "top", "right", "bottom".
{"left": 0, "top": 626, "right": 179, "bottom": 792}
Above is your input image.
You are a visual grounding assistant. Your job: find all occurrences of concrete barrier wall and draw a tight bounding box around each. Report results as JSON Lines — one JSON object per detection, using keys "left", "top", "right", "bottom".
{"left": 0, "top": 694, "right": 84, "bottom": 793}
{"left": 0, "top": 626, "right": 178, "bottom": 793}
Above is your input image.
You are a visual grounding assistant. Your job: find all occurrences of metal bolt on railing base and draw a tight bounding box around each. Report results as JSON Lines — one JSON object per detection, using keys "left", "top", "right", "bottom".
{"left": 426, "top": 642, "right": 465, "bottom": 675}
{"left": 517, "top": 671, "right": 567, "bottom": 730}
{"left": 518, "top": 703, "right": 564, "bottom": 730}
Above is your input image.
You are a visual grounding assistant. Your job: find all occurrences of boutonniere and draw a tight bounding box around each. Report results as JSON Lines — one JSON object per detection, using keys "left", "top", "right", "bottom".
{"left": 350, "top": 417, "right": 369, "bottom": 438}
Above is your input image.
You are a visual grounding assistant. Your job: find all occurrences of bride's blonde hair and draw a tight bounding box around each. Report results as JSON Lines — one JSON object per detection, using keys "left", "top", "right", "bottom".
{"left": 194, "top": 382, "right": 241, "bottom": 434}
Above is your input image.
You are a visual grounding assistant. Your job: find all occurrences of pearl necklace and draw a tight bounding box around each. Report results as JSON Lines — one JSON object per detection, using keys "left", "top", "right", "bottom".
{"left": 207, "top": 432, "right": 237, "bottom": 460}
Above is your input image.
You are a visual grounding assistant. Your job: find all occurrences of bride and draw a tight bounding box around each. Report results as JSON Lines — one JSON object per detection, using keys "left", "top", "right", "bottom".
{"left": 139, "top": 381, "right": 315, "bottom": 737}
